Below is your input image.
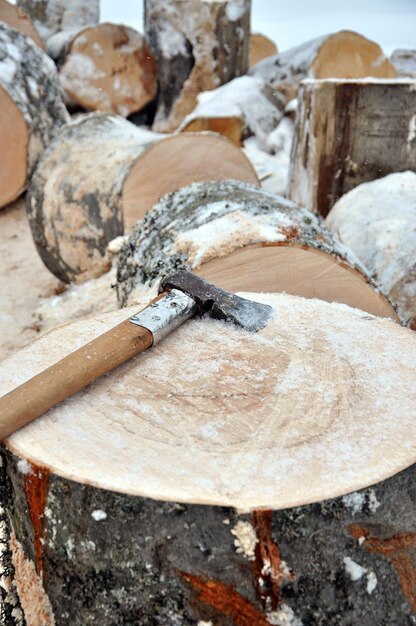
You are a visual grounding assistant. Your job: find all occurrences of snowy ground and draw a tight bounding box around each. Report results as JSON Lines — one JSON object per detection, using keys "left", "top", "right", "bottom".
{"left": 101, "top": 0, "right": 416, "bottom": 56}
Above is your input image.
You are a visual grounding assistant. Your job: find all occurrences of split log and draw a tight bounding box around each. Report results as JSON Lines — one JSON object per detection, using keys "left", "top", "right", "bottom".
{"left": 46, "top": 23, "right": 157, "bottom": 117}
{"left": 0, "top": 295, "right": 415, "bottom": 624}
{"left": 27, "top": 113, "right": 259, "bottom": 284}
{"left": 391, "top": 49, "right": 416, "bottom": 78}
{"left": 0, "top": 0, "right": 43, "bottom": 48}
{"left": 178, "top": 76, "right": 285, "bottom": 147}
{"left": 144, "top": 0, "right": 250, "bottom": 132}
{"left": 249, "top": 30, "right": 397, "bottom": 102}
{"left": 289, "top": 78, "right": 416, "bottom": 217}
{"left": 0, "top": 24, "right": 69, "bottom": 209}
{"left": 249, "top": 33, "right": 277, "bottom": 67}
{"left": 16, "top": 0, "right": 99, "bottom": 43}
{"left": 116, "top": 180, "right": 397, "bottom": 322}
{"left": 326, "top": 171, "right": 416, "bottom": 329}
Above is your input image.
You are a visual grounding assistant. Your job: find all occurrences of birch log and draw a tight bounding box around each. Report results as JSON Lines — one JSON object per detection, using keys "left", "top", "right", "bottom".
{"left": 0, "top": 24, "right": 69, "bottom": 209}
{"left": 391, "top": 49, "right": 416, "bottom": 78}
{"left": 116, "top": 180, "right": 397, "bottom": 321}
{"left": 16, "top": 0, "right": 99, "bottom": 43}
{"left": 289, "top": 79, "right": 416, "bottom": 217}
{"left": 27, "top": 114, "right": 258, "bottom": 284}
{"left": 0, "top": 296, "right": 415, "bottom": 624}
{"left": 178, "top": 76, "right": 285, "bottom": 147}
{"left": 249, "top": 30, "right": 397, "bottom": 103}
{"left": 326, "top": 172, "right": 416, "bottom": 329}
{"left": 0, "top": 0, "right": 43, "bottom": 48}
{"left": 249, "top": 33, "right": 277, "bottom": 67}
{"left": 144, "top": 0, "right": 250, "bottom": 132}
{"left": 46, "top": 23, "right": 157, "bottom": 117}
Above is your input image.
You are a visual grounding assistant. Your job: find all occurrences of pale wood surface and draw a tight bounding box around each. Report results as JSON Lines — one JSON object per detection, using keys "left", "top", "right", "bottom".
{"left": 0, "top": 0, "right": 43, "bottom": 48}
{"left": 1, "top": 293, "right": 414, "bottom": 512}
{"left": 249, "top": 33, "right": 277, "bottom": 67}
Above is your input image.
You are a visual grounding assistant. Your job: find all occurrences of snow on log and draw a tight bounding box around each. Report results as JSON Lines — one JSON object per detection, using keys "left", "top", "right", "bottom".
{"left": 116, "top": 180, "right": 397, "bottom": 322}
{"left": 46, "top": 23, "right": 157, "bottom": 117}
{"left": 249, "top": 30, "right": 397, "bottom": 102}
{"left": 391, "top": 49, "right": 416, "bottom": 78}
{"left": 0, "top": 0, "right": 43, "bottom": 48}
{"left": 144, "top": 0, "right": 250, "bottom": 132}
{"left": 0, "top": 295, "right": 415, "bottom": 623}
{"left": 289, "top": 78, "right": 416, "bottom": 217}
{"left": 16, "top": 0, "right": 99, "bottom": 43}
{"left": 249, "top": 32, "right": 277, "bottom": 67}
{"left": 178, "top": 75, "right": 285, "bottom": 148}
{"left": 326, "top": 172, "right": 416, "bottom": 329}
{"left": 27, "top": 114, "right": 258, "bottom": 284}
{"left": 0, "top": 24, "right": 69, "bottom": 209}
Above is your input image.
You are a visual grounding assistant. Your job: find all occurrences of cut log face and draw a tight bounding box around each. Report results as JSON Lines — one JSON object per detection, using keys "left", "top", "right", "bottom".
{"left": 117, "top": 180, "right": 398, "bottom": 322}
{"left": 249, "top": 30, "right": 397, "bottom": 102}
{"left": 16, "top": 0, "right": 99, "bottom": 43}
{"left": 249, "top": 32, "right": 278, "bottom": 67}
{"left": 326, "top": 172, "right": 416, "bottom": 328}
{"left": 178, "top": 75, "right": 285, "bottom": 147}
{"left": 0, "top": 0, "right": 43, "bottom": 48}
{"left": 289, "top": 78, "right": 416, "bottom": 217}
{"left": 53, "top": 23, "right": 157, "bottom": 117}
{"left": 145, "top": 0, "right": 251, "bottom": 132}
{"left": 1, "top": 296, "right": 416, "bottom": 624}
{"left": 0, "top": 24, "right": 69, "bottom": 209}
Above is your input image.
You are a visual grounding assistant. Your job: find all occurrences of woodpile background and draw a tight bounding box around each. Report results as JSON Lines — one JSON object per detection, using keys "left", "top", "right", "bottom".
{"left": 0, "top": 0, "right": 415, "bottom": 624}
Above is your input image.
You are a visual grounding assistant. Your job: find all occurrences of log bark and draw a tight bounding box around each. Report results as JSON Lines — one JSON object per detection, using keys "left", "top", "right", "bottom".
{"left": 0, "top": 0, "right": 43, "bottom": 48}
{"left": 391, "top": 49, "right": 416, "bottom": 78}
{"left": 144, "top": 0, "right": 251, "bottom": 132}
{"left": 0, "top": 297, "right": 415, "bottom": 624}
{"left": 27, "top": 114, "right": 258, "bottom": 284}
{"left": 289, "top": 78, "right": 416, "bottom": 217}
{"left": 16, "top": 0, "right": 99, "bottom": 43}
{"left": 46, "top": 23, "right": 157, "bottom": 117}
{"left": 326, "top": 171, "right": 416, "bottom": 329}
{"left": 116, "top": 179, "right": 397, "bottom": 321}
{"left": 249, "top": 33, "right": 277, "bottom": 68}
{"left": 178, "top": 76, "right": 285, "bottom": 147}
{"left": 249, "top": 30, "right": 397, "bottom": 103}
{"left": 0, "top": 24, "right": 69, "bottom": 209}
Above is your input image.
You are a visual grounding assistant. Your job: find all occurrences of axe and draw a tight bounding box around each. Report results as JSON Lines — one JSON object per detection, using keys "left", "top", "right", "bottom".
{"left": 0, "top": 270, "right": 272, "bottom": 440}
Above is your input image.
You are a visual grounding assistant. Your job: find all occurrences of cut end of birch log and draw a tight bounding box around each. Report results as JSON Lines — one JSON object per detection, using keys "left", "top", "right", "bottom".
{"left": 0, "top": 24, "right": 69, "bottom": 209}
{"left": 116, "top": 180, "right": 398, "bottom": 322}
{"left": 51, "top": 23, "right": 157, "bottom": 117}
{"left": 326, "top": 171, "right": 416, "bottom": 329}
{"left": 145, "top": 0, "right": 250, "bottom": 132}
{"left": 249, "top": 33, "right": 278, "bottom": 67}
{"left": 289, "top": 78, "right": 416, "bottom": 217}
{"left": 178, "top": 75, "right": 285, "bottom": 147}
{"left": 0, "top": 0, "right": 43, "bottom": 48}
{"left": 2, "top": 292, "right": 415, "bottom": 510}
{"left": 26, "top": 114, "right": 259, "bottom": 283}
{"left": 250, "top": 30, "right": 397, "bottom": 102}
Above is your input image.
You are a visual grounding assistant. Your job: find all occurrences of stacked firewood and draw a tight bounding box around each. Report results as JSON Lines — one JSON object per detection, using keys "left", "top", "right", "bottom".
{"left": 0, "top": 1, "right": 416, "bottom": 624}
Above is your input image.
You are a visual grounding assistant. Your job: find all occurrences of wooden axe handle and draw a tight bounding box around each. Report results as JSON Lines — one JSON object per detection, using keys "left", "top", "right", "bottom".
{"left": 0, "top": 319, "right": 153, "bottom": 441}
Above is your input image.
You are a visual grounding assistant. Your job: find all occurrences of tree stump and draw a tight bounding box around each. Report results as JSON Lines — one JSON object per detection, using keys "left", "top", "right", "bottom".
{"left": 249, "top": 30, "right": 397, "bottom": 103}
{"left": 289, "top": 78, "right": 416, "bottom": 217}
{"left": 249, "top": 33, "right": 277, "bottom": 68}
{"left": 116, "top": 180, "right": 397, "bottom": 322}
{"left": 326, "top": 171, "right": 416, "bottom": 329}
{"left": 178, "top": 76, "right": 285, "bottom": 147}
{"left": 27, "top": 114, "right": 258, "bottom": 284}
{"left": 16, "top": 0, "right": 99, "bottom": 44}
{"left": 1, "top": 293, "right": 416, "bottom": 624}
{"left": 46, "top": 23, "right": 157, "bottom": 117}
{"left": 0, "top": 0, "right": 43, "bottom": 48}
{"left": 144, "top": 0, "right": 250, "bottom": 132}
{"left": 0, "top": 24, "right": 69, "bottom": 209}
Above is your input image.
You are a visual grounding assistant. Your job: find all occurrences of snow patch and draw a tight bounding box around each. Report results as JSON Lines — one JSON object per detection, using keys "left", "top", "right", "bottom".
{"left": 226, "top": 2, "right": 246, "bottom": 21}
{"left": 231, "top": 520, "right": 258, "bottom": 560}
{"left": 343, "top": 556, "right": 367, "bottom": 581}
{"left": 91, "top": 509, "right": 107, "bottom": 521}
{"left": 267, "top": 603, "right": 303, "bottom": 625}
{"left": 17, "top": 459, "right": 33, "bottom": 475}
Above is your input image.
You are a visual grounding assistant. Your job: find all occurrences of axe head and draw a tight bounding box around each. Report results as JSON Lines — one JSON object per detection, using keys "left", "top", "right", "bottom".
{"left": 160, "top": 270, "right": 273, "bottom": 333}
